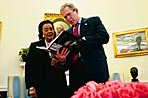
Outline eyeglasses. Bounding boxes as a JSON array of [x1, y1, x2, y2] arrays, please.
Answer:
[[64, 9, 76, 19]]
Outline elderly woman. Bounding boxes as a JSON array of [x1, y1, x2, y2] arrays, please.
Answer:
[[25, 20, 70, 98]]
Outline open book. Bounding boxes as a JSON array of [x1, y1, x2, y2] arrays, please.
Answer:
[[37, 30, 86, 57]]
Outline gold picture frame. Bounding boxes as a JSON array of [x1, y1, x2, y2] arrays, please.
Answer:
[[44, 13, 71, 35], [0, 21, 2, 41], [112, 27, 148, 58]]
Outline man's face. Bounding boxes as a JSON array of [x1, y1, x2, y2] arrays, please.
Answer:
[[56, 26, 63, 33], [136, 37, 142, 45], [61, 6, 79, 25]]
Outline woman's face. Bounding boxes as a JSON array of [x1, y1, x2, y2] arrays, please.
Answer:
[[42, 23, 54, 42]]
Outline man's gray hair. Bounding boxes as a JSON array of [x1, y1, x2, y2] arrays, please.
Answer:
[[60, 3, 76, 14]]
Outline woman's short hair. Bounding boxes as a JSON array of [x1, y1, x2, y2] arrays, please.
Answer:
[[38, 20, 56, 40]]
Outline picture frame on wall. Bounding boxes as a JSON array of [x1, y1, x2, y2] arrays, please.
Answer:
[[0, 21, 2, 41], [112, 27, 148, 58], [44, 13, 71, 35]]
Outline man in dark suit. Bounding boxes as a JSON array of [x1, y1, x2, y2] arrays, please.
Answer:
[[60, 3, 110, 97], [25, 20, 70, 98]]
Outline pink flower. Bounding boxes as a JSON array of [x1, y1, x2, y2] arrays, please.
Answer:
[[96, 87, 115, 98], [71, 81, 98, 98], [105, 80, 122, 89], [116, 84, 138, 98], [71, 81, 148, 98], [129, 82, 148, 97]]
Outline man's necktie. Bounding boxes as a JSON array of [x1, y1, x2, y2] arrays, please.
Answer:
[[72, 23, 79, 63], [73, 23, 78, 37]]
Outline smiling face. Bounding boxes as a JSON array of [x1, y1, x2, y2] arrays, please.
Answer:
[[42, 23, 54, 43]]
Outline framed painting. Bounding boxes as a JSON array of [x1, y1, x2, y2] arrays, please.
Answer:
[[44, 13, 71, 35], [112, 27, 148, 58]]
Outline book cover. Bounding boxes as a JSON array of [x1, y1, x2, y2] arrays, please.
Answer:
[[48, 30, 86, 57]]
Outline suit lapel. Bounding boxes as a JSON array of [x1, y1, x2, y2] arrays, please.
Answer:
[[80, 18, 88, 37], [38, 39, 46, 47], [36, 40, 50, 57], [67, 18, 88, 37], [67, 27, 73, 34]]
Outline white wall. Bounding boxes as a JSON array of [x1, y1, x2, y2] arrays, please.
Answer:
[[0, 0, 148, 87]]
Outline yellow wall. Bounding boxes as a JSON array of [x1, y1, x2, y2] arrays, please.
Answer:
[[0, 0, 148, 87]]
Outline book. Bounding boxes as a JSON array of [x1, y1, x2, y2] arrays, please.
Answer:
[[48, 30, 86, 57]]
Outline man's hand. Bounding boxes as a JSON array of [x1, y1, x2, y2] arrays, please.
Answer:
[[55, 47, 70, 62]]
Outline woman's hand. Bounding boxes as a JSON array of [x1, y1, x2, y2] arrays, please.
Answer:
[[28, 87, 38, 98]]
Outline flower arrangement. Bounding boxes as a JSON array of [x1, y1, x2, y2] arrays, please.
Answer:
[[71, 80, 148, 98], [18, 48, 29, 62]]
